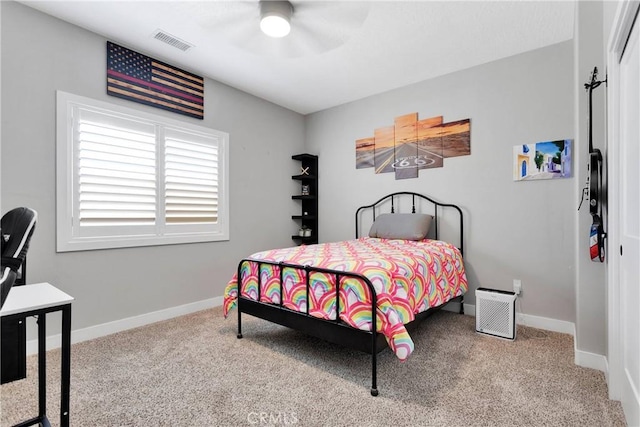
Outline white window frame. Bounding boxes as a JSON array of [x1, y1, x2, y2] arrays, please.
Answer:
[[56, 91, 229, 252]]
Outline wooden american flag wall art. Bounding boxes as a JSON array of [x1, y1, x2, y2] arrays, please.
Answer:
[[106, 41, 204, 119]]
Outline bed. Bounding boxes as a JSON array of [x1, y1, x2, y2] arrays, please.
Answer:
[[223, 192, 467, 396]]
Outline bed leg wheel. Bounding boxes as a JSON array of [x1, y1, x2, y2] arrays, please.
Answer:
[[237, 333, 243, 339], [371, 388, 379, 397]]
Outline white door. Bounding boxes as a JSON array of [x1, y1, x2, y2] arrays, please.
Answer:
[[618, 11, 640, 426]]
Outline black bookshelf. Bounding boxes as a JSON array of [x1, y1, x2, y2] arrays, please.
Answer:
[[291, 154, 318, 245]]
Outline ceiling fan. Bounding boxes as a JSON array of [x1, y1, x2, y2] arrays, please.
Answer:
[[197, 1, 371, 58]]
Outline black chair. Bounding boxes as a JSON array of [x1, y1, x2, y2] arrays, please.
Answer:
[[1, 207, 37, 309]]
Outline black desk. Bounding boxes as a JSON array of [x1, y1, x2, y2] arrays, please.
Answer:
[[0, 283, 73, 427]]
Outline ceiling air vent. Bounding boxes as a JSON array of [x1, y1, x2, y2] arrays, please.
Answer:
[[152, 30, 193, 52]]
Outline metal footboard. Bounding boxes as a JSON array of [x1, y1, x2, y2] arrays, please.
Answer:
[[236, 258, 381, 396]]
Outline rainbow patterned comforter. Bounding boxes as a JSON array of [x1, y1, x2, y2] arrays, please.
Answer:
[[223, 237, 467, 361]]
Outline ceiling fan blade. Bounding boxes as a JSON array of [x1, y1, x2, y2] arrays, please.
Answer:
[[196, 1, 370, 58], [194, 1, 259, 37], [286, 1, 371, 56]]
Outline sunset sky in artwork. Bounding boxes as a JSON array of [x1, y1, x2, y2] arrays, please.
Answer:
[[417, 116, 443, 138], [394, 113, 418, 144], [374, 126, 395, 149], [356, 112, 471, 178]]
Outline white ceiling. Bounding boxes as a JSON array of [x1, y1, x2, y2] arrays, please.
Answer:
[[21, 1, 576, 115]]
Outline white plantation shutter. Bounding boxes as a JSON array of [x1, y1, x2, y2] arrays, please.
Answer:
[[164, 128, 219, 224], [57, 91, 229, 252], [77, 110, 157, 227]]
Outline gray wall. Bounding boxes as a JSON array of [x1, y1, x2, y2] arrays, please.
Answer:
[[573, 0, 615, 357], [305, 41, 576, 322], [1, 0, 615, 360], [1, 1, 305, 331]]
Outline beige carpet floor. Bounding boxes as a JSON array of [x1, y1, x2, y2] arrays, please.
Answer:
[[0, 306, 627, 426]]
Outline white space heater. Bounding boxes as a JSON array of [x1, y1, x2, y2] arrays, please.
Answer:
[[475, 288, 517, 340]]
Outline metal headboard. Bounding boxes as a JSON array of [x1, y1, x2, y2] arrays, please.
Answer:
[[355, 192, 464, 256]]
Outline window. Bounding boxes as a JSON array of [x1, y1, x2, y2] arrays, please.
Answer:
[[56, 91, 229, 252]]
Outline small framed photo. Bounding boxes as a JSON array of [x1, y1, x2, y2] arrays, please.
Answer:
[[301, 185, 310, 196]]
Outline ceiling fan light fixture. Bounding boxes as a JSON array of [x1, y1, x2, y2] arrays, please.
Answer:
[[260, 1, 293, 38]]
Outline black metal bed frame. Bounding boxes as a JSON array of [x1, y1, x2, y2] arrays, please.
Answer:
[[236, 192, 464, 396], [355, 191, 464, 257]]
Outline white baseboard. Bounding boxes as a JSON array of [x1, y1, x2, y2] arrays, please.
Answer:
[[461, 303, 575, 334], [26, 295, 607, 377], [515, 311, 575, 335], [26, 296, 223, 355], [574, 328, 610, 375], [463, 302, 606, 374]]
